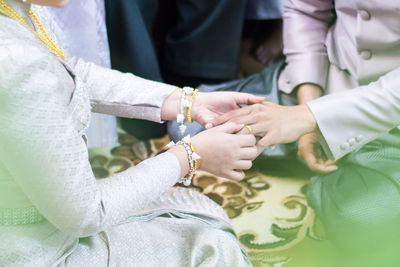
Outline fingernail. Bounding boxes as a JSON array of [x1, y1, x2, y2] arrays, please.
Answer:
[[205, 123, 213, 129]]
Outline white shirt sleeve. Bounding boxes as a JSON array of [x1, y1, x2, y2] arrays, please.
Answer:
[[307, 67, 400, 160]]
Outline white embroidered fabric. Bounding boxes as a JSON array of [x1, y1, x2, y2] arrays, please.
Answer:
[[0, 1, 250, 266], [42, 0, 118, 148]]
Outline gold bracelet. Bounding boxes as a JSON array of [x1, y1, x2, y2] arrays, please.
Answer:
[[187, 89, 199, 124], [189, 143, 199, 175], [165, 135, 201, 186]]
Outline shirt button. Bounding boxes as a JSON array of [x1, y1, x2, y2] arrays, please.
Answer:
[[356, 135, 364, 142], [360, 50, 372, 60], [340, 143, 350, 151], [359, 10, 371, 21], [348, 138, 356, 146]]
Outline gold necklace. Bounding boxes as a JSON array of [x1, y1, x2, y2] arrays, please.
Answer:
[[0, 0, 66, 60]]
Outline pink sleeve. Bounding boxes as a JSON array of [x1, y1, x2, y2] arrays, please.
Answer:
[[279, 0, 335, 94]]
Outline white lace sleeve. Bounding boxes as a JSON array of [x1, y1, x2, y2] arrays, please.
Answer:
[[68, 57, 178, 122], [0, 43, 180, 238]]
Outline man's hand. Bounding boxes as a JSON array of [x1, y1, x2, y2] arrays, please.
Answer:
[[212, 102, 317, 149], [298, 133, 338, 173]]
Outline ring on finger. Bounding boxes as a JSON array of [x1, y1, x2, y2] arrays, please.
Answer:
[[244, 125, 254, 135]]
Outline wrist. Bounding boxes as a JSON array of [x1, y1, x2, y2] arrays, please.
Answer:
[[297, 83, 322, 105], [161, 88, 181, 121], [167, 135, 201, 185], [190, 136, 203, 170], [299, 104, 317, 134], [168, 144, 190, 178]]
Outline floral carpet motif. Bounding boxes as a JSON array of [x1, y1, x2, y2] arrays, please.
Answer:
[[89, 133, 335, 267]]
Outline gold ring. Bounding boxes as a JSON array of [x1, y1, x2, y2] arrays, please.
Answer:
[[244, 125, 253, 135]]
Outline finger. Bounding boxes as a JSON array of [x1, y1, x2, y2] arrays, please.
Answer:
[[256, 46, 263, 58], [320, 164, 338, 173], [256, 47, 268, 64], [319, 160, 339, 172], [310, 163, 338, 173], [233, 92, 265, 105], [259, 53, 268, 65], [302, 151, 337, 173], [315, 157, 337, 168], [255, 142, 264, 155], [237, 128, 249, 135], [238, 147, 259, 160], [262, 51, 272, 65], [236, 134, 257, 147], [217, 122, 244, 134], [241, 116, 259, 126], [323, 160, 337, 166], [242, 123, 268, 137], [221, 115, 258, 128], [211, 107, 252, 127], [258, 134, 274, 149], [234, 160, 253, 170], [226, 170, 245, 181], [302, 150, 318, 169], [261, 48, 271, 64]]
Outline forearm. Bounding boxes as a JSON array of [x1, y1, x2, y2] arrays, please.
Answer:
[[97, 152, 181, 225], [297, 83, 322, 104], [161, 88, 182, 121], [68, 57, 178, 122]]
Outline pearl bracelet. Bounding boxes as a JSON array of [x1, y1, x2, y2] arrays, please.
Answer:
[[166, 135, 200, 186], [177, 87, 194, 136]]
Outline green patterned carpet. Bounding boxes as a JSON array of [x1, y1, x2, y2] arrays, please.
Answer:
[[89, 133, 337, 267]]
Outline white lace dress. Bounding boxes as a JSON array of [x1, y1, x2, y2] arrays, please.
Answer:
[[0, 1, 250, 266]]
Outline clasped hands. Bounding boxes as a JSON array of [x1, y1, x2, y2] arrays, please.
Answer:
[[193, 91, 339, 175], [209, 101, 338, 174], [164, 88, 337, 183]]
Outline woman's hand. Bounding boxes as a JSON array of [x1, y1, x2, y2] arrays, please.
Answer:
[[212, 102, 317, 150], [298, 133, 338, 173], [191, 91, 264, 127], [170, 122, 258, 181], [161, 89, 264, 123], [191, 122, 258, 181]]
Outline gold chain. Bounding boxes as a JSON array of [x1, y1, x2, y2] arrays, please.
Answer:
[[0, 0, 66, 60]]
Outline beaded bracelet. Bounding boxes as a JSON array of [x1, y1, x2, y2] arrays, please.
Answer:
[[166, 135, 200, 186], [177, 87, 194, 136], [187, 89, 199, 124]]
